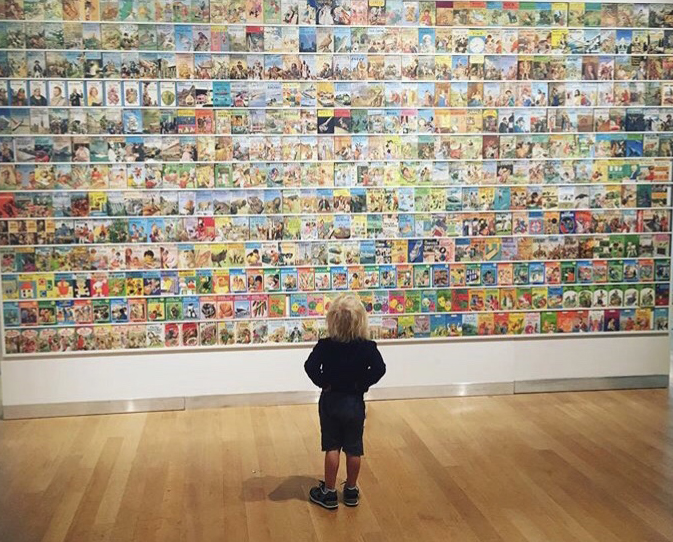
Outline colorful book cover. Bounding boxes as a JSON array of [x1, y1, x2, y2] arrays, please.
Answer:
[[421, 290, 437, 313], [604, 310, 621, 332], [73, 300, 93, 325], [389, 291, 405, 314], [268, 294, 286, 318], [373, 291, 389, 315], [35, 275, 55, 299], [147, 298, 166, 322], [166, 298, 184, 321], [182, 322, 199, 346], [290, 294, 308, 318], [413, 315, 431, 338], [397, 315, 415, 339], [3, 302, 19, 328], [508, 313, 525, 335], [404, 291, 421, 314], [452, 289, 469, 312], [128, 298, 147, 322], [307, 294, 324, 317], [462, 314, 478, 336], [330, 267, 347, 290], [56, 300, 75, 325], [182, 296, 200, 320], [92, 299, 110, 324]]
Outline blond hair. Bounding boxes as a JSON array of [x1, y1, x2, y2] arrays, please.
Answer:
[[326, 293, 369, 342]]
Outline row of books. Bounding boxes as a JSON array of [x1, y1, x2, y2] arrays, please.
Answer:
[[6, 24, 673, 56], [5, 258, 668, 299], [4, 284, 668, 326], [4, 283, 669, 328], [7, 133, 673, 164], [2, 159, 669, 190], [1, 210, 670, 248], [8, 77, 673, 111], [3, 185, 668, 218], [2, 235, 669, 273], [11, 106, 673, 138], [5, 307, 670, 356], [7, 50, 673, 85], [3, 0, 671, 29]]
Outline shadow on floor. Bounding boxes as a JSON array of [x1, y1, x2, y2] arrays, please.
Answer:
[[240, 475, 317, 503]]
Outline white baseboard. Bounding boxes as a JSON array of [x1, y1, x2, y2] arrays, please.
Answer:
[[2, 375, 668, 420], [514, 375, 669, 393]]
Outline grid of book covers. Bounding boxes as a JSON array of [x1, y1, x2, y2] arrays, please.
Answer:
[[0, 1, 672, 354]]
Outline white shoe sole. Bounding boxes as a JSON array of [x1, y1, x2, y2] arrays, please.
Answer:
[[309, 494, 338, 509]]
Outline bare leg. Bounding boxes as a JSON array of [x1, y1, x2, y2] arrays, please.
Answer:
[[345, 454, 361, 488], [324, 450, 340, 490]]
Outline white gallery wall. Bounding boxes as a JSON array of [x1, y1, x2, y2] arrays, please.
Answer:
[[1, 334, 669, 408], [1, 0, 672, 413]]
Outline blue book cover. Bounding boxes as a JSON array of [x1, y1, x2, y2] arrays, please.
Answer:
[[407, 239, 424, 263], [182, 296, 200, 319], [128, 218, 148, 243], [379, 265, 397, 289], [430, 314, 447, 337], [110, 299, 128, 323], [56, 300, 75, 325], [234, 297, 251, 319], [3, 302, 19, 327], [399, 214, 415, 238], [229, 269, 247, 293], [481, 263, 498, 286], [421, 290, 437, 313], [281, 268, 299, 291], [494, 187, 511, 210], [446, 314, 463, 336], [143, 271, 162, 296], [360, 240, 376, 265], [560, 211, 576, 234], [290, 293, 309, 318], [330, 266, 348, 290], [213, 82, 232, 107], [529, 262, 545, 284], [431, 264, 449, 287]]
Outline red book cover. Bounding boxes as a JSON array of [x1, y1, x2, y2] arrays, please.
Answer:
[[165, 323, 180, 347], [494, 312, 509, 335], [451, 289, 469, 312], [181, 322, 198, 347]]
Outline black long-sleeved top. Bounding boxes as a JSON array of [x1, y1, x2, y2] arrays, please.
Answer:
[[304, 338, 386, 393]]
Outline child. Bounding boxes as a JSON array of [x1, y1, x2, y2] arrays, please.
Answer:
[[304, 293, 386, 509]]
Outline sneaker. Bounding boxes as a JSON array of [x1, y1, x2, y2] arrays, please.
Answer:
[[309, 481, 338, 510], [343, 485, 360, 507]]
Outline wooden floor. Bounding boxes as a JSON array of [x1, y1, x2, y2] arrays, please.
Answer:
[[1, 390, 673, 542]]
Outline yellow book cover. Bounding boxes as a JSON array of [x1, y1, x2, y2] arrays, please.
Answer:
[[508, 312, 525, 335], [88, 191, 108, 215]]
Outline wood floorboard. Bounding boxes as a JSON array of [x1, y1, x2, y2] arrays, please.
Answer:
[[1, 390, 673, 542]]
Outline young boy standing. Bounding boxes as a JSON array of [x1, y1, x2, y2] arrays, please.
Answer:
[[304, 294, 386, 509]]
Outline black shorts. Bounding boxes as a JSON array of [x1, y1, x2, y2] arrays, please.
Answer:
[[319, 391, 366, 457]]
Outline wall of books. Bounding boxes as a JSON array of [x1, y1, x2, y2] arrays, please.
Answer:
[[0, 0, 672, 355]]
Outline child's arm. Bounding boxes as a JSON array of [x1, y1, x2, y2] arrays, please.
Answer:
[[363, 343, 386, 390], [304, 341, 326, 388]]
